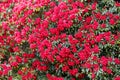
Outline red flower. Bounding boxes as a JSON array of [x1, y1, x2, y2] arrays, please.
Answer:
[[18, 70, 23, 75], [78, 16, 82, 21], [85, 16, 92, 24], [69, 68, 78, 76], [0, 70, 2, 76], [51, 14, 58, 22], [84, 62, 91, 69], [114, 76, 120, 80], [2, 22, 9, 30], [92, 73, 95, 79], [78, 2, 84, 8], [110, 19, 116, 25], [100, 56, 108, 66], [92, 45, 99, 53], [13, 47, 19, 52], [101, 23, 106, 28], [68, 60, 75, 66], [95, 34, 102, 43], [100, 15, 106, 20], [8, 76, 13, 80], [75, 32, 82, 39], [106, 68, 112, 74], [30, 43, 36, 49], [102, 66, 107, 72], [78, 51, 87, 60], [69, 14, 76, 20], [71, 45, 77, 53], [16, 56, 22, 63], [92, 21, 98, 30], [35, 18, 41, 24], [91, 3, 97, 10], [11, 62, 18, 67], [68, 0, 73, 3], [114, 58, 120, 65], [115, 2, 120, 7], [50, 2, 56, 7], [41, 66, 48, 71], [62, 65, 69, 72]]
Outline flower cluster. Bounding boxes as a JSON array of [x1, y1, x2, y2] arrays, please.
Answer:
[[0, 0, 120, 80]]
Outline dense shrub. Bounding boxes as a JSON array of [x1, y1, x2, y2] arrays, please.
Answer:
[[0, 0, 120, 80]]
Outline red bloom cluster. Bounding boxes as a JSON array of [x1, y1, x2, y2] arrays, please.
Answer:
[[0, 0, 120, 80]]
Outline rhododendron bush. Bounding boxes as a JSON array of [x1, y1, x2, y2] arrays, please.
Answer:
[[0, 0, 120, 80]]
